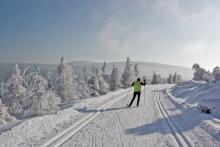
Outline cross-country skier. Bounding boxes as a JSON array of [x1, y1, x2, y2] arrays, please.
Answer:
[[127, 78, 146, 107]]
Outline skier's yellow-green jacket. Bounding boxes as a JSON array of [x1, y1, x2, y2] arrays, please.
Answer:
[[132, 79, 146, 92]]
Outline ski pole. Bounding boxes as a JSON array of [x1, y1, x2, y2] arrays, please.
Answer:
[[144, 85, 146, 105], [143, 79, 146, 105]]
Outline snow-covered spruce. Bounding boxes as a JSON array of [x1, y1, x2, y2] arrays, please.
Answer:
[[167, 72, 182, 84], [8, 65, 27, 116], [134, 63, 140, 78], [192, 63, 212, 82], [167, 73, 173, 84], [212, 67, 220, 82], [101, 61, 107, 74], [151, 72, 162, 84], [75, 67, 99, 99], [56, 57, 76, 101], [0, 99, 14, 124], [0, 83, 4, 100], [96, 68, 109, 95], [121, 57, 135, 88], [109, 66, 120, 91], [89, 75, 99, 93], [23, 74, 60, 117]]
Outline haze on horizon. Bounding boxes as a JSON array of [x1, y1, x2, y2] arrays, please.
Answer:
[[1, 0, 220, 70]]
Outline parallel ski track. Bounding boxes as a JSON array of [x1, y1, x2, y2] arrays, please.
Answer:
[[40, 91, 131, 147], [155, 90, 192, 147]]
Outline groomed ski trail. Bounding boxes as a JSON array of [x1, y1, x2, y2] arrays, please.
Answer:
[[41, 85, 219, 147], [40, 91, 132, 147], [155, 90, 192, 147]]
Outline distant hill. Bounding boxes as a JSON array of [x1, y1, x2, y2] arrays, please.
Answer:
[[69, 61, 193, 80], [0, 61, 193, 81]]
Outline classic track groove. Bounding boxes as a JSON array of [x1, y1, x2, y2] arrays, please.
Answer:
[[155, 91, 192, 147]]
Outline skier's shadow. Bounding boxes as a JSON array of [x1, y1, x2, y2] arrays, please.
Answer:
[[75, 106, 130, 113]]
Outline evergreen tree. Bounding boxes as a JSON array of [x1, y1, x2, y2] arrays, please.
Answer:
[[90, 75, 99, 91], [157, 74, 163, 84], [110, 66, 120, 91], [212, 67, 220, 82], [8, 65, 26, 116], [151, 72, 157, 85], [167, 73, 173, 84], [192, 63, 206, 81], [96, 68, 109, 95], [177, 74, 183, 83], [173, 72, 178, 84], [101, 62, 107, 74], [0, 83, 4, 100], [24, 74, 60, 117], [56, 57, 75, 101], [0, 99, 14, 124], [121, 57, 135, 88], [134, 63, 140, 78]]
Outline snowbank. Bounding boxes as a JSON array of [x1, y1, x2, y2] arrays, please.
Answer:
[[168, 80, 220, 119]]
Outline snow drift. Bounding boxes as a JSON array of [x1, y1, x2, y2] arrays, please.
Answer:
[[169, 80, 220, 119]]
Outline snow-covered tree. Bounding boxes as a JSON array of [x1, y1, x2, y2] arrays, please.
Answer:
[[89, 75, 99, 91], [173, 72, 178, 84], [204, 70, 212, 82], [192, 63, 206, 81], [101, 62, 107, 74], [24, 74, 60, 117], [192, 63, 212, 82], [0, 99, 14, 124], [56, 57, 75, 101], [167, 73, 173, 84], [134, 63, 140, 78], [109, 66, 120, 91], [151, 72, 163, 84], [8, 65, 27, 116], [98, 77, 108, 95], [212, 67, 220, 82], [121, 57, 135, 88], [177, 74, 182, 83], [0, 83, 4, 100], [96, 68, 109, 95], [75, 67, 98, 99], [157, 74, 163, 84], [47, 71, 53, 90], [151, 72, 157, 85]]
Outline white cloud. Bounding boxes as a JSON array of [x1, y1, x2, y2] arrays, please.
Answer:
[[151, 0, 217, 21]]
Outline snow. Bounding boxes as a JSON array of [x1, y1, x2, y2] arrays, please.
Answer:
[[169, 80, 220, 119], [0, 78, 219, 146], [0, 89, 129, 147], [60, 84, 219, 147]]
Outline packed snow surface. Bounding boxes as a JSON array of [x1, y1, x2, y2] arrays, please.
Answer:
[[0, 84, 219, 147]]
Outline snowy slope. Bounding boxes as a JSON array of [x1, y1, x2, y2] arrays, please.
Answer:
[[0, 61, 193, 82], [69, 61, 193, 80], [169, 80, 220, 119]]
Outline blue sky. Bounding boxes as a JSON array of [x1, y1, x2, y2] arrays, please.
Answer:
[[1, 0, 220, 69]]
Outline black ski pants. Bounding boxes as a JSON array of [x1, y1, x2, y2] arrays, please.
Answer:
[[128, 91, 141, 107]]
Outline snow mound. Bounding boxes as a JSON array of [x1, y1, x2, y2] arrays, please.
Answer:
[[169, 80, 220, 119]]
